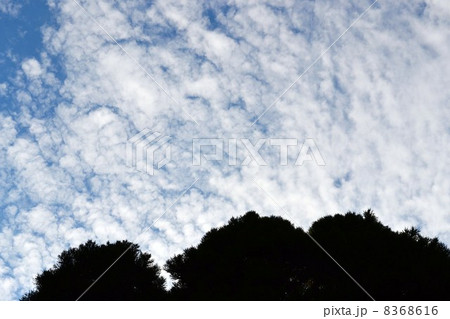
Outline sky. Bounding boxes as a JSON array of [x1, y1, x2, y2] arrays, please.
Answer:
[[0, 0, 449, 300]]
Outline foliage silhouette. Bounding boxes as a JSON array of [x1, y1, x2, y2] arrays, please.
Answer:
[[21, 240, 166, 301], [165, 211, 317, 300], [308, 210, 450, 300], [21, 210, 450, 301], [165, 210, 450, 300]]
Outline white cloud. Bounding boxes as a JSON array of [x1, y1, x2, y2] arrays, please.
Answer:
[[21, 59, 43, 79], [0, 0, 21, 16], [0, 83, 7, 96]]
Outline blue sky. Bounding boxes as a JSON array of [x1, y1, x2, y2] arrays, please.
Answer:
[[0, 1, 49, 76], [0, 0, 449, 300]]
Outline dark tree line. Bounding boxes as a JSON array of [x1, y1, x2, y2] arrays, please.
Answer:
[[21, 240, 166, 301], [21, 210, 450, 301]]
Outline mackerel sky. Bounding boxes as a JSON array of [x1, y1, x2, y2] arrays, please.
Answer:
[[0, 0, 449, 300]]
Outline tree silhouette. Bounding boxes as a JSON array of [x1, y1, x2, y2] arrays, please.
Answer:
[[164, 211, 319, 300], [21, 240, 166, 301], [165, 210, 450, 300], [308, 210, 450, 300], [21, 210, 450, 300]]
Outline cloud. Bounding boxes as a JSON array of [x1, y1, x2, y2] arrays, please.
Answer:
[[21, 59, 43, 79], [0, 83, 7, 96], [0, 0, 449, 299], [0, 0, 21, 17]]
